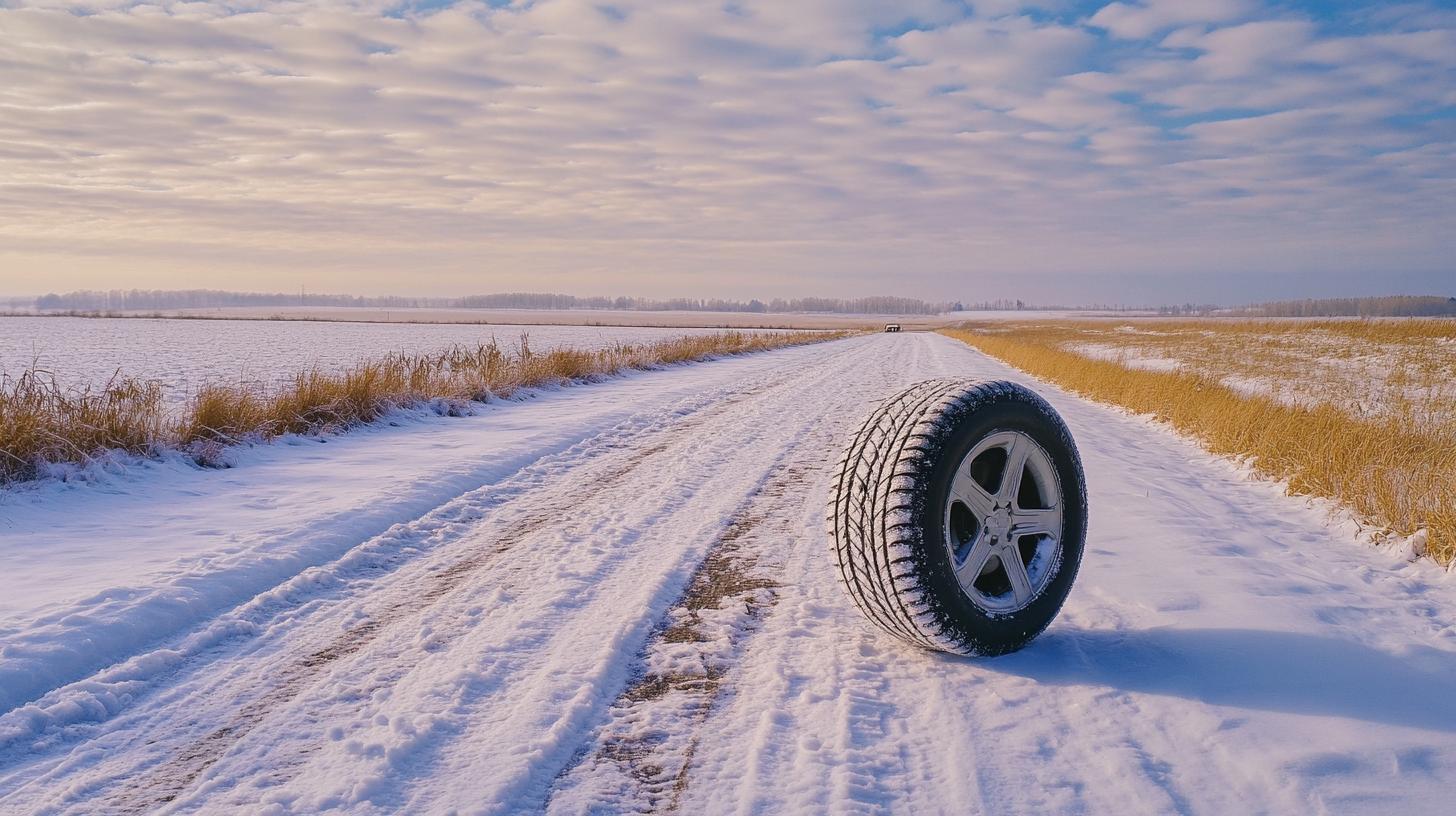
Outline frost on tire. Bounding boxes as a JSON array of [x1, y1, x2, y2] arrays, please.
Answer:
[[828, 379, 1087, 656]]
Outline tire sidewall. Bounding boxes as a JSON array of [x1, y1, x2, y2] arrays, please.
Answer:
[[916, 394, 1087, 655]]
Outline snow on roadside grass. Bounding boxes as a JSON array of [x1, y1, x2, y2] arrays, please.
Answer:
[[1063, 342, 1182, 373], [0, 329, 850, 485]]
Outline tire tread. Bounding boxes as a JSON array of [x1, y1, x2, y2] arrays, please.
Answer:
[[827, 378, 1083, 655]]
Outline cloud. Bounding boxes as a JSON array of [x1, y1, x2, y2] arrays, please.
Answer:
[[0, 0, 1451, 303], [1089, 0, 1255, 40]]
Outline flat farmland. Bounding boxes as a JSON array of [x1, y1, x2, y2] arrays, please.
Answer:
[[3, 331, 1454, 814], [0, 315, 804, 406]]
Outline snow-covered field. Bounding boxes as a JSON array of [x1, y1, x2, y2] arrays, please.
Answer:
[[2, 332, 1454, 814], [0, 316, 775, 406], [134, 306, 939, 331], [1063, 342, 1183, 373], [1058, 323, 1456, 422]]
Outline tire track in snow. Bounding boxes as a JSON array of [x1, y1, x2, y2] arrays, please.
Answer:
[[543, 349, 912, 813], [98, 353, 856, 814], [107, 446, 678, 813], [6, 339, 874, 813], [543, 456, 818, 813], [384, 340, 901, 815]]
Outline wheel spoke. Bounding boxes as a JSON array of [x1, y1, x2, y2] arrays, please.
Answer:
[[942, 427, 1067, 614], [999, 435, 1031, 502], [1002, 546, 1035, 604], [1010, 506, 1062, 539], [954, 533, 995, 588], [950, 470, 996, 519]]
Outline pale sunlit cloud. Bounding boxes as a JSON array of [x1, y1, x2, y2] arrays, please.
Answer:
[[0, 0, 1451, 302]]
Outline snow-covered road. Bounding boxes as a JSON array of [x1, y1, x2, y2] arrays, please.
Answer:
[[2, 332, 1454, 815]]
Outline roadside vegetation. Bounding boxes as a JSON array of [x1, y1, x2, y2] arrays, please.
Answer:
[[0, 330, 848, 485], [943, 320, 1456, 563]]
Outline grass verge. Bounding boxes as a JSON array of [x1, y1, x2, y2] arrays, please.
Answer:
[[941, 324, 1455, 564], [1, 330, 850, 485]]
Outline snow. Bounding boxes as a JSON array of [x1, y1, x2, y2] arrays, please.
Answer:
[[0, 315, 782, 406], [1065, 341, 1183, 372], [1221, 373, 1305, 407], [1, 332, 1454, 814]]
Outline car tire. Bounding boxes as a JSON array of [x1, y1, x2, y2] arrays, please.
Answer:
[[828, 378, 1087, 656]]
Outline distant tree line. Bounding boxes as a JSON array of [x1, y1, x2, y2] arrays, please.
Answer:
[[34, 289, 962, 315], [1231, 295, 1456, 318], [1156, 303, 1221, 316], [458, 292, 962, 314], [956, 299, 1220, 313], [33, 289, 438, 311], [959, 298, 1029, 311]]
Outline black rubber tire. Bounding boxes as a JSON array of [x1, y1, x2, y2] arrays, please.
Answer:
[[827, 379, 1087, 656]]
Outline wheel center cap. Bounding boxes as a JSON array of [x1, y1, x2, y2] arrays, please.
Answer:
[[990, 507, 1013, 539], [987, 506, 1013, 541]]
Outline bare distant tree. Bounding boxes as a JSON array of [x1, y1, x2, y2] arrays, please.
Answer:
[[35, 289, 961, 315], [1228, 296, 1456, 317]]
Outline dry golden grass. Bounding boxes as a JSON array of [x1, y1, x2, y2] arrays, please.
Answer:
[[2, 330, 848, 484], [995, 318, 1456, 434], [943, 321, 1456, 564], [0, 370, 167, 480]]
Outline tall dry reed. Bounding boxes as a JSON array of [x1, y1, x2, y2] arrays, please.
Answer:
[[1, 369, 168, 481]]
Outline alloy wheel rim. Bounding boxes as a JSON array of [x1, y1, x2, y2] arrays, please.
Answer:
[[943, 429, 1064, 614]]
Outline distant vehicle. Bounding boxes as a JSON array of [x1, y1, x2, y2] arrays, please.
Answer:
[[884, 324, 901, 333]]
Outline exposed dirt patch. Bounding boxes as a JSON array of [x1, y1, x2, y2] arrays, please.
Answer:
[[657, 536, 780, 644], [549, 457, 826, 813]]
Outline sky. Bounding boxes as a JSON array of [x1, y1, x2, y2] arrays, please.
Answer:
[[0, 0, 1452, 305]]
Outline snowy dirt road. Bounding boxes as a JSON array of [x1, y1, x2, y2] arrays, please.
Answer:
[[2, 332, 1454, 815]]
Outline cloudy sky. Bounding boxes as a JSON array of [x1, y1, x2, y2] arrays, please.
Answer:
[[0, 0, 1451, 304]]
